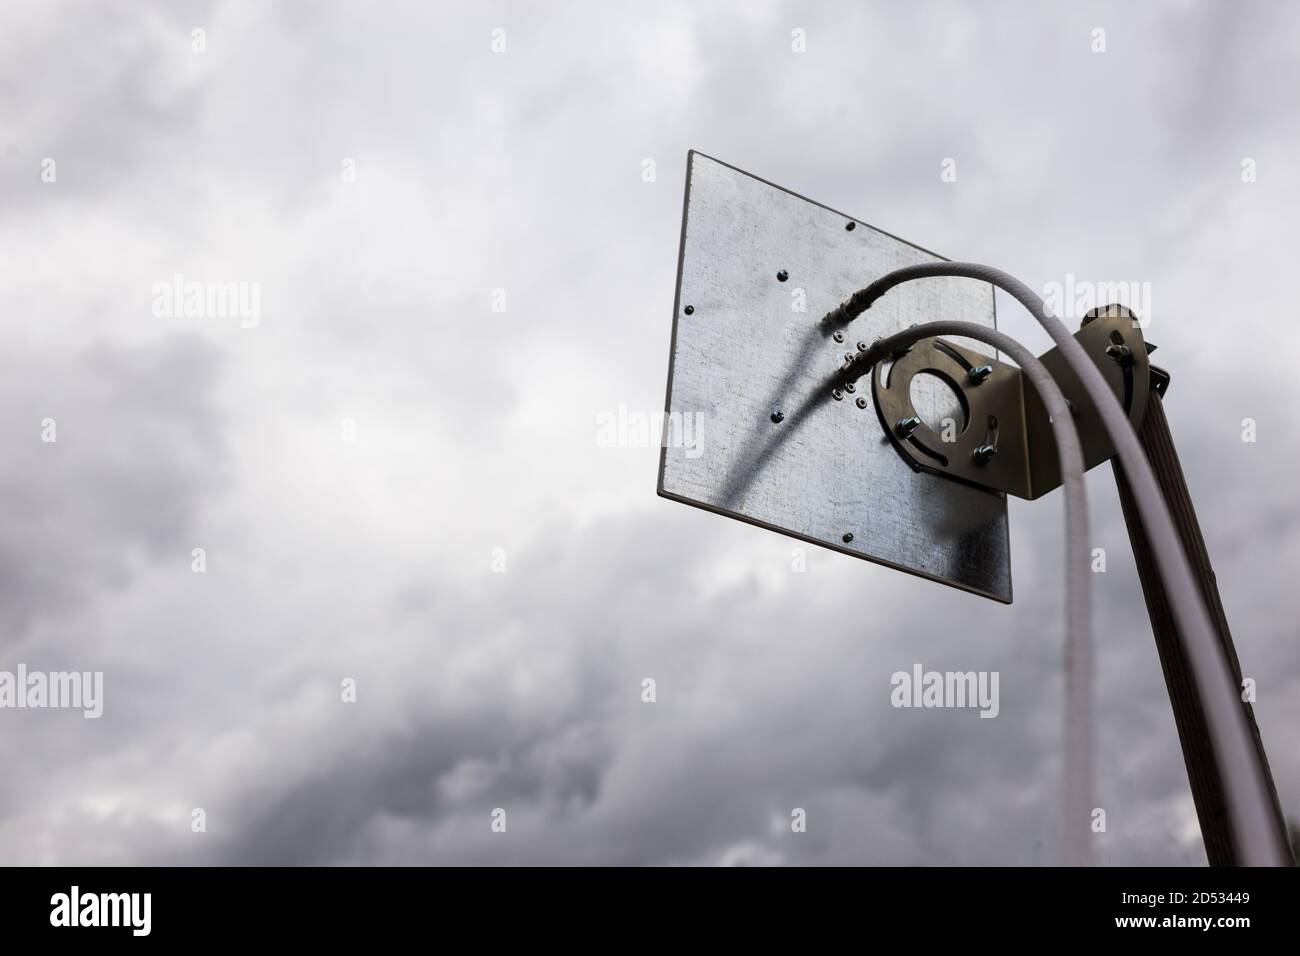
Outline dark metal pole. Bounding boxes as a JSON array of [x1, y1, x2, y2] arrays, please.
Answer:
[[1112, 385, 1293, 866]]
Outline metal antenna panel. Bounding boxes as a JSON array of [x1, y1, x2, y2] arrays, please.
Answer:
[[658, 152, 1011, 602]]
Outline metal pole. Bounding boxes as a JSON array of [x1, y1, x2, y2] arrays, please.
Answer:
[[1112, 387, 1293, 865]]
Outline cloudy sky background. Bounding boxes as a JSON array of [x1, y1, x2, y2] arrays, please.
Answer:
[[1, 0, 1297, 865]]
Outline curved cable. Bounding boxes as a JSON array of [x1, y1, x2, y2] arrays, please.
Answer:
[[845, 319, 1093, 866], [835, 261, 1290, 865]]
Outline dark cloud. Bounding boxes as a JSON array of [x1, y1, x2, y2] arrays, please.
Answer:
[[0, 335, 226, 642]]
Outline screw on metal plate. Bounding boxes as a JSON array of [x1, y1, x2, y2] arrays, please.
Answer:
[[845, 221, 856, 231], [684, 305, 694, 315], [776, 270, 789, 282], [842, 532, 854, 543], [844, 381, 855, 393], [1106, 341, 1133, 367], [833, 331, 844, 343], [972, 416, 1000, 465], [857, 341, 868, 351], [856, 396, 868, 409], [832, 388, 844, 401], [895, 416, 921, 439], [770, 410, 784, 423], [968, 364, 993, 385]]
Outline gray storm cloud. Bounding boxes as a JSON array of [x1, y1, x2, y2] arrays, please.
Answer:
[[0, 0, 1297, 866]]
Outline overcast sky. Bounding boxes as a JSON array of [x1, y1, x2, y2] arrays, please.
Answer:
[[1, 0, 1297, 865]]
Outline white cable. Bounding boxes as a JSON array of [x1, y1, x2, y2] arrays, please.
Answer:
[[846, 320, 1093, 866], [835, 262, 1290, 865]]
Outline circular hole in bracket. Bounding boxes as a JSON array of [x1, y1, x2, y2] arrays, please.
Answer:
[[908, 370, 969, 437]]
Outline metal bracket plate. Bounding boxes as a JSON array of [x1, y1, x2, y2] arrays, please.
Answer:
[[871, 307, 1152, 499]]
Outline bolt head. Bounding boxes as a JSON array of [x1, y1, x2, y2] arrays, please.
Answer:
[[855, 396, 868, 409], [895, 416, 921, 438], [770, 410, 784, 423], [842, 532, 854, 543], [683, 305, 694, 315], [845, 222, 856, 231], [833, 331, 844, 343], [832, 388, 844, 401], [844, 381, 855, 393], [776, 270, 789, 282]]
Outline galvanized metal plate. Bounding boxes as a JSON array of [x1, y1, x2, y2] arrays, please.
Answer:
[[657, 152, 1012, 602]]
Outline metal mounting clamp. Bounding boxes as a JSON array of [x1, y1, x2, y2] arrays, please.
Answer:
[[870, 305, 1159, 500]]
